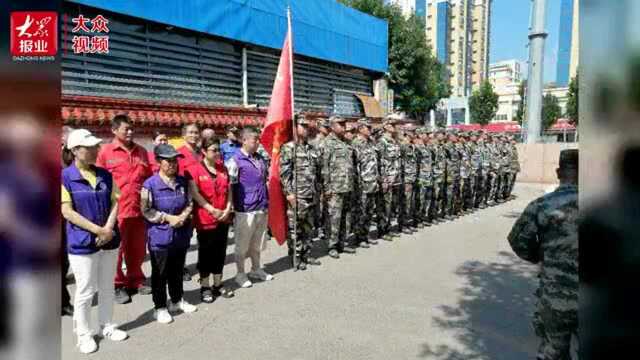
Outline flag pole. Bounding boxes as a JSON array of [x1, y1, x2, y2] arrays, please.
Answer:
[[287, 6, 299, 269]]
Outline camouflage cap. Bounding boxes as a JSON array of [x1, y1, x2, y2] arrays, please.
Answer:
[[356, 118, 371, 129], [559, 149, 579, 170], [329, 115, 347, 124], [317, 117, 331, 128]]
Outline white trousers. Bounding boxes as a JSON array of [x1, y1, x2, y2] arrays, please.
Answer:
[[234, 210, 267, 274], [68, 249, 118, 337]]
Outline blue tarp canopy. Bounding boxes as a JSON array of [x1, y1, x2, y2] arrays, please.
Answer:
[[68, 0, 389, 73]]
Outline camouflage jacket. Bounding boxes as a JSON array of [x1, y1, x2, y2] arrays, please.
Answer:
[[279, 141, 318, 199], [308, 135, 325, 192], [432, 144, 447, 182], [456, 142, 471, 178], [498, 143, 511, 172], [444, 142, 461, 180], [321, 133, 354, 194], [377, 134, 402, 186], [416, 144, 433, 186], [352, 136, 379, 194], [401, 142, 418, 184], [487, 143, 501, 172], [468, 142, 482, 172], [509, 143, 521, 172], [508, 184, 578, 315]]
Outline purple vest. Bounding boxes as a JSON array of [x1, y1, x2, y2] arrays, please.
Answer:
[[62, 164, 120, 255], [232, 151, 268, 212], [143, 174, 192, 251]]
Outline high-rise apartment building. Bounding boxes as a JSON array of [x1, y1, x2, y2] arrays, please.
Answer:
[[556, 0, 579, 86]]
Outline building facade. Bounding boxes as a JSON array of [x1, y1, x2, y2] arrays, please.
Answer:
[[556, 0, 579, 86], [61, 0, 389, 140]]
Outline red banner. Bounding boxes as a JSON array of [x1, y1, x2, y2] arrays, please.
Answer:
[[259, 20, 293, 246]]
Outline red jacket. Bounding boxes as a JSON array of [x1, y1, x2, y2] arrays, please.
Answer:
[[185, 160, 231, 230], [177, 145, 201, 178]]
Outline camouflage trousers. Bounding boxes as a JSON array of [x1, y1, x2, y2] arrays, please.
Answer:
[[474, 173, 486, 207], [497, 171, 511, 200], [346, 190, 359, 238], [399, 182, 417, 228], [378, 184, 402, 234], [416, 183, 433, 223], [431, 180, 445, 220], [507, 172, 518, 196], [324, 193, 349, 250], [354, 192, 377, 242], [314, 192, 324, 237], [533, 302, 578, 360], [445, 177, 461, 216], [286, 197, 314, 258], [486, 171, 500, 203], [456, 177, 470, 213]]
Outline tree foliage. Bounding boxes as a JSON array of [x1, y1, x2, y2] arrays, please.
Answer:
[[515, 80, 527, 124], [542, 93, 561, 130], [566, 73, 578, 125], [468, 81, 499, 125], [339, 0, 449, 120]]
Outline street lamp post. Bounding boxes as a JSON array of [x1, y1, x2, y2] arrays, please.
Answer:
[[525, 0, 547, 144]]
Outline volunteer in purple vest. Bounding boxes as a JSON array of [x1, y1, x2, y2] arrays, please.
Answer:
[[227, 127, 274, 288], [61, 129, 128, 354], [141, 144, 197, 324]]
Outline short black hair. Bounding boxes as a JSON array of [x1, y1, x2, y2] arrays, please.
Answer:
[[201, 137, 221, 151], [111, 114, 131, 130]]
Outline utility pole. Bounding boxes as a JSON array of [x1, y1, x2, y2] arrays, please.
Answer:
[[525, 0, 547, 144]]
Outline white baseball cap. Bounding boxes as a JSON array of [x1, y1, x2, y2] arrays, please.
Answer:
[[66, 129, 102, 149]]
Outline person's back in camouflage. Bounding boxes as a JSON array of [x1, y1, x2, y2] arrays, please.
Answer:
[[508, 149, 579, 360]]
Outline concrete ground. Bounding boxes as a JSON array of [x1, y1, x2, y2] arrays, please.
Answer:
[[62, 183, 546, 360]]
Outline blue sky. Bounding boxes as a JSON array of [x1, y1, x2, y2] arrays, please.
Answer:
[[490, 0, 561, 82]]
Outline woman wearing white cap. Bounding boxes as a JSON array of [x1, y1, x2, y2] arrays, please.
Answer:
[[61, 129, 128, 354]]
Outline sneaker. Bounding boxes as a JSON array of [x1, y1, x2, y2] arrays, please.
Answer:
[[248, 269, 274, 281], [101, 324, 128, 342], [77, 334, 98, 354], [212, 285, 235, 298], [201, 287, 214, 303], [114, 287, 131, 304], [168, 299, 197, 314], [235, 273, 253, 288], [154, 308, 173, 324]]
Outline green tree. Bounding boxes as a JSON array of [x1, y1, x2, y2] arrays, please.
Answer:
[[468, 81, 499, 125], [515, 80, 527, 124], [566, 73, 578, 125], [339, 0, 449, 119], [542, 93, 562, 130]]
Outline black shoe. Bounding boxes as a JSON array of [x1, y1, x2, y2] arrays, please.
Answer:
[[341, 247, 356, 254], [212, 285, 235, 298], [201, 287, 214, 303], [359, 241, 370, 248], [305, 257, 322, 266], [115, 287, 131, 304], [62, 304, 74, 317], [183, 268, 192, 282], [135, 285, 152, 296], [296, 262, 307, 271], [424, 221, 432, 227], [328, 249, 340, 259]]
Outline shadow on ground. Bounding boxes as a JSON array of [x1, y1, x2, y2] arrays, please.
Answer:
[[420, 251, 538, 360]]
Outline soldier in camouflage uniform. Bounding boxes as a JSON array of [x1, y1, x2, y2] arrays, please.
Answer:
[[309, 118, 330, 240], [508, 149, 578, 360], [321, 116, 357, 259], [443, 131, 461, 220], [398, 125, 418, 232], [496, 134, 511, 203], [279, 115, 322, 270], [430, 130, 447, 222], [343, 121, 359, 245], [485, 134, 501, 206], [467, 131, 483, 210], [456, 133, 472, 214], [506, 135, 520, 198], [351, 118, 379, 247], [376, 119, 402, 241], [414, 128, 434, 227]]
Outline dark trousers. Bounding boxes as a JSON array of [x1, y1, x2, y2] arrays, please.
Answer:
[[61, 226, 71, 308], [150, 247, 187, 309], [197, 225, 230, 278]]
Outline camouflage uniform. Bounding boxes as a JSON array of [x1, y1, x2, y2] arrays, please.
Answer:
[[508, 151, 578, 360], [308, 133, 326, 237], [468, 138, 483, 209], [321, 131, 355, 251], [444, 140, 461, 217], [400, 137, 418, 229], [279, 140, 318, 263], [415, 136, 433, 224], [497, 139, 511, 201], [506, 141, 520, 197], [456, 140, 471, 214], [352, 129, 379, 244], [485, 138, 501, 204], [431, 141, 447, 220], [377, 132, 402, 236]]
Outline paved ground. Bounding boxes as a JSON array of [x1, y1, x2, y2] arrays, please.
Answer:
[[62, 183, 546, 360]]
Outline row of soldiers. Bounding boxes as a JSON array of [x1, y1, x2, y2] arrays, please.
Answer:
[[279, 115, 521, 270]]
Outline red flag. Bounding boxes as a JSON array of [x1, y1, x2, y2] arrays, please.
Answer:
[[260, 14, 293, 246]]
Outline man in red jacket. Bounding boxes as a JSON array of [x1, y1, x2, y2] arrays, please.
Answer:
[[96, 115, 152, 304]]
